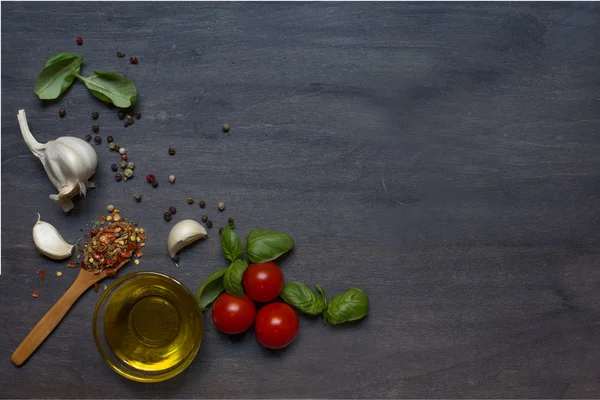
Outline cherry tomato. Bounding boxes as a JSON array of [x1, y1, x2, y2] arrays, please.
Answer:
[[255, 302, 299, 349], [211, 292, 256, 334], [242, 261, 284, 303]]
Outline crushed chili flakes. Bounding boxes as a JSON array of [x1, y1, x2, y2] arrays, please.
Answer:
[[67, 262, 76, 268], [40, 270, 46, 281], [77, 211, 146, 275], [32, 290, 39, 298], [93, 283, 99, 293]]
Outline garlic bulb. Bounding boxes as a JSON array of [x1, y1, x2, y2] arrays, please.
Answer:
[[32, 214, 74, 260], [18, 109, 98, 212], [167, 219, 207, 259]]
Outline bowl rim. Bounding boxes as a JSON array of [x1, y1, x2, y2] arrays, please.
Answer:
[[92, 270, 203, 383]]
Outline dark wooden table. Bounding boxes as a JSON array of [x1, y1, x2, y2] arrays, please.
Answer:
[[2, 2, 600, 398]]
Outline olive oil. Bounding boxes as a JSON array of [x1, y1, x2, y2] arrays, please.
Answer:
[[103, 273, 202, 372]]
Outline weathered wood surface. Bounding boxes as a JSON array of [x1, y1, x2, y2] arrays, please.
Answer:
[[1, 2, 600, 398]]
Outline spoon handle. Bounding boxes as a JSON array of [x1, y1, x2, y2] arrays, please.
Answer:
[[11, 272, 94, 366]]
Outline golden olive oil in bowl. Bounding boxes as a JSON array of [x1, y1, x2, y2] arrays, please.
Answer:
[[93, 271, 203, 382]]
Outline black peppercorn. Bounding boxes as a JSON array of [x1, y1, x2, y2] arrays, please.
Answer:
[[114, 144, 121, 151], [199, 200, 206, 208], [201, 215, 208, 222], [164, 212, 172, 221], [168, 147, 176, 155], [151, 178, 159, 187], [85, 134, 92, 142], [135, 111, 141, 119], [130, 56, 138, 64], [126, 117, 134, 126], [227, 217, 235, 228], [117, 51, 125, 58], [59, 108, 66, 117], [93, 135, 101, 144], [91, 111, 99, 120], [187, 196, 194, 205], [168, 206, 177, 214], [115, 173, 122, 182], [107, 135, 114, 143], [206, 220, 213, 228], [134, 194, 142, 202], [118, 112, 125, 120], [92, 124, 100, 133], [111, 163, 118, 172], [218, 227, 223, 235]]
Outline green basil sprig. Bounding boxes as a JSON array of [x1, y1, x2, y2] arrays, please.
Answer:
[[325, 288, 369, 325], [220, 225, 242, 262], [34, 52, 137, 108], [246, 229, 294, 263], [280, 282, 326, 316], [195, 268, 227, 311], [223, 259, 248, 297]]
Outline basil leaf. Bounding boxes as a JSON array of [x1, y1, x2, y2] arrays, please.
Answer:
[[325, 288, 369, 325], [246, 229, 294, 263], [44, 52, 77, 68], [34, 55, 83, 100], [220, 225, 242, 262], [223, 259, 248, 297], [76, 70, 137, 108], [280, 282, 326, 316], [195, 268, 227, 311]]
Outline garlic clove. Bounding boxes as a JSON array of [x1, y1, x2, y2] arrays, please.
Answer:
[[32, 214, 74, 260], [167, 219, 207, 259]]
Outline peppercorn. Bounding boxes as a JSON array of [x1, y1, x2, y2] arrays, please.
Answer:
[[187, 196, 194, 205], [117, 51, 125, 58], [146, 174, 155, 183], [218, 227, 223, 235], [120, 160, 127, 169], [164, 212, 172, 221], [222, 123, 230, 132], [168, 147, 176, 155], [169, 206, 177, 214], [130, 56, 138, 64], [107, 135, 114, 143], [92, 124, 100, 133], [127, 162, 135, 170], [135, 111, 141, 119], [201, 215, 208, 222], [119, 147, 126, 154], [199, 200, 206, 208], [109, 142, 116, 150], [114, 145, 121, 151], [218, 202, 225, 211], [228, 217, 235, 227], [118, 111, 125, 120], [111, 163, 118, 172], [121, 153, 127, 161], [94, 135, 101, 144], [169, 175, 176, 183], [134, 194, 142, 202], [115, 173, 122, 182], [126, 117, 134, 126], [91, 111, 99, 120], [206, 220, 213, 228], [76, 37, 83, 45], [107, 204, 115, 212], [85, 134, 92, 142], [59, 108, 66, 117], [124, 168, 134, 178], [151, 178, 159, 187]]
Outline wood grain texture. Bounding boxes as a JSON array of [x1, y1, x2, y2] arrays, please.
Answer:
[[1, 2, 600, 398]]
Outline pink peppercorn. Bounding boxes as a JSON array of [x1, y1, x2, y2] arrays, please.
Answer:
[[76, 37, 83, 45], [121, 154, 127, 161], [146, 174, 155, 183]]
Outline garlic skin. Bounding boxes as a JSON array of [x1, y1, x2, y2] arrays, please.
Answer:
[[167, 219, 207, 259], [18, 109, 98, 212], [32, 214, 74, 260]]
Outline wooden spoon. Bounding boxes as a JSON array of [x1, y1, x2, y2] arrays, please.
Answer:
[[11, 260, 129, 367]]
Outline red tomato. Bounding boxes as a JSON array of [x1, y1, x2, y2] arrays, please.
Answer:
[[255, 302, 299, 349], [211, 292, 256, 334], [242, 261, 284, 303]]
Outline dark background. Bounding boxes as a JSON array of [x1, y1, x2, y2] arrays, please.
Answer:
[[2, 2, 600, 398]]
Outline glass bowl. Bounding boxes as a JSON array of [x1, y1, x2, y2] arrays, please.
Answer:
[[93, 271, 203, 383]]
